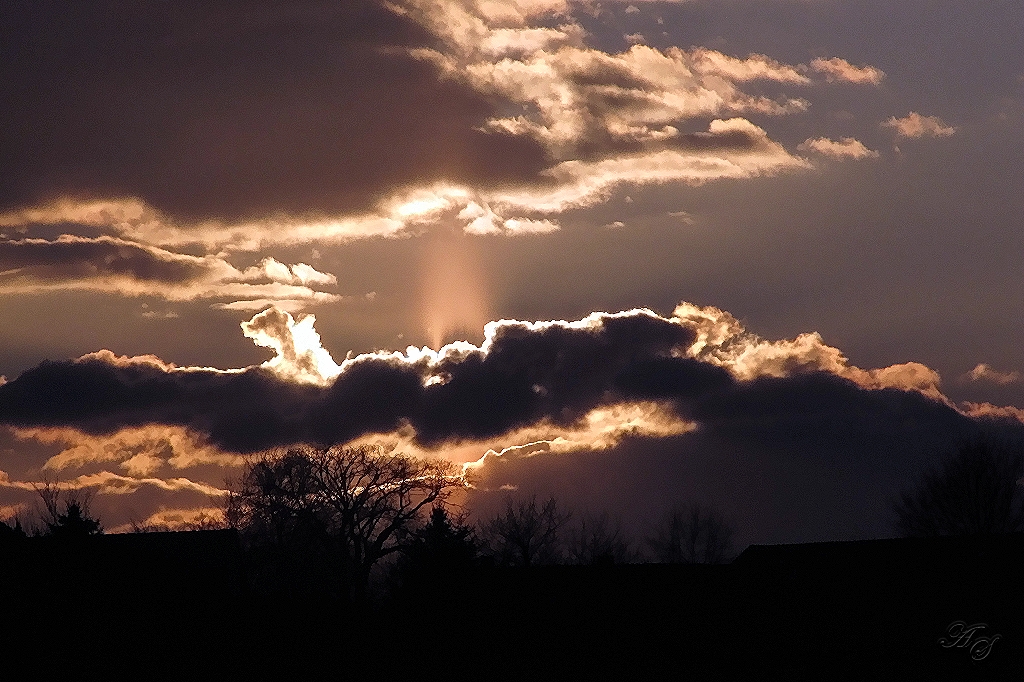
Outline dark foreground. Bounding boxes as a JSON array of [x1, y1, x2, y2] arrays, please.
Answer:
[[2, 531, 1021, 680]]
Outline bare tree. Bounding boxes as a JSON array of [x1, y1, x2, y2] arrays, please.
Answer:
[[481, 495, 571, 566], [646, 503, 734, 564], [894, 439, 1024, 536], [566, 511, 637, 565], [227, 444, 465, 599], [33, 481, 102, 538]]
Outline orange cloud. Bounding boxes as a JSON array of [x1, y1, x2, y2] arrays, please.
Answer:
[[799, 137, 879, 160], [810, 57, 885, 85], [0, 234, 341, 309], [883, 112, 957, 138], [673, 302, 946, 401], [964, 363, 1021, 385], [106, 506, 225, 533], [15, 424, 244, 474], [962, 402, 1024, 423]]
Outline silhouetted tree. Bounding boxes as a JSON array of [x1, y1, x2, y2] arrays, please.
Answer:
[[34, 482, 102, 538], [566, 511, 636, 565], [894, 439, 1024, 536], [646, 503, 734, 564], [395, 505, 478, 599], [481, 495, 570, 566], [0, 517, 27, 542], [227, 444, 464, 600]]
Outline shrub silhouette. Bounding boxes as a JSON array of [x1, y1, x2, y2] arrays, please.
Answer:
[[34, 482, 102, 538]]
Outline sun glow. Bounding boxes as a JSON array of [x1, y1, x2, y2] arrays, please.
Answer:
[[419, 231, 490, 349]]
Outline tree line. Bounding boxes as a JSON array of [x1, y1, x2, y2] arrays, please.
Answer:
[[218, 444, 742, 600], [3, 438, 1023, 602]]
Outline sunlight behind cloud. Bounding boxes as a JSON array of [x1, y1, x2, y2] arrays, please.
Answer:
[[241, 307, 342, 384], [419, 234, 491, 348]]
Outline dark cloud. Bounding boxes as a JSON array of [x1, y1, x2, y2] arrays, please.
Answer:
[[465, 377, 1014, 546], [0, 237, 206, 284], [413, 314, 706, 444], [0, 357, 318, 452], [0, 0, 549, 222], [3, 309, 1018, 472], [6, 306, 1024, 544], [309, 358, 425, 446], [0, 311, 717, 451]]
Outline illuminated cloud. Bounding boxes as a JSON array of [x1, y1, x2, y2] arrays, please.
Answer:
[[459, 400, 695, 477], [390, 0, 881, 227], [810, 57, 885, 85], [964, 363, 1021, 385], [6, 299, 1024, 539], [0, 1, 549, 224], [0, 1, 891, 246], [672, 302, 945, 401], [962, 402, 1024, 423], [0, 301, 990, 458], [0, 467, 227, 498], [798, 137, 880, 160], [690, 48, 809, 84], [0, 503, 25, 522], [0, 235, 341, 308], [106, 507, 225, 534], [462, 44, 810, 160], [15, 424, 244, 475], [241, 307, 342, 385], [487, 119, 809, 214], [459, 202, 560, 235], [0, 197, 410, 251], [883, 112, 957, 138]]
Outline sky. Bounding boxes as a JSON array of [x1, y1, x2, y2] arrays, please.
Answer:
[[2, 0, 1023, 545]]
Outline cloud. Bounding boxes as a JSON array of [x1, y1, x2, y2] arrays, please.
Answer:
[[12, 424, 243, 475], [0, 301, 1004, 459], [486, 119, 810, 215], [241, 308, 342, 385], [798, 137, 879, 160], [0, 0, 891, 246], [0, 197, 411, 252], [461, 43, 810, 161], [239, 259, 336, 287], [0, 467, 227, 498], [458, 202, 561, 235], [106, 506, 225, 534], [5, 299, 1024, 542], [964, 363, 1021, 385], [809, 57, 885, 85], [0, 503, 25, 522], [0, 1, 548, 223], [883, 112, 957, 138], [0, 235, 340, 307], [671, 303, 947, 401], [962, 402, 1024, 422]]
